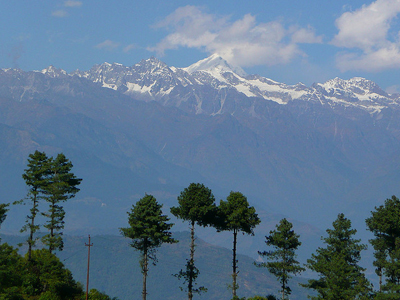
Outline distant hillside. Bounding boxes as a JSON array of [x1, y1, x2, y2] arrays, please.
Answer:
[[1, 233, 312, 300]]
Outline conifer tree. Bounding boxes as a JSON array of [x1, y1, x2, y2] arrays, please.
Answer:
[[0, 203, 9, 229], [366, 195, 400, 297], [171, 183, 217, 300], [256, 218, 304, 300], [21, 150, 50, 260], [42, 153, 81, 253], [0, 202, 9, 244], [218, 191, 260, 298], [120, 194, 176, 300], [302, 213, 372, 300]]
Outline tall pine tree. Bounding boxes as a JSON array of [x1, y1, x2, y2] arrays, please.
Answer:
[[120, 194, 176, 300], [302, 213, 372, 300], [366, 195, 400, 297], [256, 218, 304, 300], [171, 183, 217, 300], [42, 153, 81, 253], [21, 150, 50, 260], [218, 191, 260, 298]]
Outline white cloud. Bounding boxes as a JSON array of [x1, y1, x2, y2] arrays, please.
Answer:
[[291, 26, 323, 44], [123, 44, 136, 53], [52, 10, 68, 18], [150, 6, 322, 67], [386, 84, 400, 94], [332, 0, 400, 72], [95, 40, 120, 50], [64, 1, 82, 7]]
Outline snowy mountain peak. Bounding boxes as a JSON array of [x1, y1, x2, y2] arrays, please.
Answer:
[[318, 77, 388, 98], [184, 53, 247, 77], [41, 65, 67, 78]]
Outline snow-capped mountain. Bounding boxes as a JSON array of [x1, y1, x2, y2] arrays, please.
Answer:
[[65, 55, 400, 116], [2, 54, 400, 238]]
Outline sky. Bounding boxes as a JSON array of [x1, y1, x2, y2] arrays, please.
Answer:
[[2, 0, 400, 92]]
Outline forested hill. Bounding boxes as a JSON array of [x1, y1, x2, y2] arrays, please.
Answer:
[[1, 233, 311, 300]]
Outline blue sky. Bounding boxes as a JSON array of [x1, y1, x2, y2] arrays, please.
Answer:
[[2, 0, 400, 92]]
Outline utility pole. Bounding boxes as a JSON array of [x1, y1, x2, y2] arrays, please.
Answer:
[[85, 235, 93, 300]]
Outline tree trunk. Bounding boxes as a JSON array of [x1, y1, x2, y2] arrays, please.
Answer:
[[143, 248, 148, 300], [188, 220, 195, 300], [49, 201, 54, 254], [28, 193, 37, 261], [232, 229, 238, 298]]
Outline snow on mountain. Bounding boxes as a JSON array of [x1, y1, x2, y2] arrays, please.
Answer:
[[184, 53, 247, 78], [11, 54, 400, 116], [40, 65, 68, 78]]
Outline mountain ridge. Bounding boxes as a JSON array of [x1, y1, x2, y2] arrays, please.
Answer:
[[30, 55, 400, 117], [1, 54, 400, 239]]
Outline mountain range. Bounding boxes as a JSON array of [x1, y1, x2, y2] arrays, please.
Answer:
[[1, 54, 400, 261]]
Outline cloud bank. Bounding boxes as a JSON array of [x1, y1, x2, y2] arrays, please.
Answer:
[[332, 0, 400, 72], [150, 6, 322, 67]]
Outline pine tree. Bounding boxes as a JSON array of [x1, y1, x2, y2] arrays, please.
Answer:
[[0, 202, 9, 244], [366, 195, 400, 297], [218, 191, 260, 298], [302, 213, 372, 300], [0, 203, 9, 229], [256, 218, 304, 300], [42, 153, 81, 253], [120, 194, 176, 300], [170, 183, 217, 300], [21, 150, 50, 260]]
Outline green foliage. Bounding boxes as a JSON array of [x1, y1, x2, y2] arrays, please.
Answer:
[[219, 191, 260, 298], [0, 243, 24, 297], [21, 150, 50, 259], [218, 191, 260, 234], [42, 153, 82, 252], [302, 213, 372, 300], [0, 203, 9, 228], [25, 249, 83, 300], [174, 259, 207, 295], [0, 244, 83, 300], [88, 288, 118, 300], [256, 218, 304, 300], [120, 194, 176, 300], [171, 183, 217, 299], [171, 183, 217, 227], [366, 195, 400, 297], [246, 296, 277, 300], [120, 194, 176, 255]]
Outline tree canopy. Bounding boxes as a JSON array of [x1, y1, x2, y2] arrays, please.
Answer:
[[120, 194, 176, 300], [42, 153, 82, 253], [302, 213, 372, 300], [218, 191, 260, 298], [366, 195, 400, 296], [256, 218, 304, 300], [171, 183, 217, 300]]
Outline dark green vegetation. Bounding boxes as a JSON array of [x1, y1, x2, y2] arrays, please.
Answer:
[[256, 218, 304, 300], [366, 195, 400, 298], [302, 213, 372, 299], [218, 191, 261, 298], [1, 233, 310, 300], [120, 194, 176, 300], [0, 243, 83, 300], [18, 151, 82, 255], [171, 183, 217, 300], [6, 152, 400, 300]]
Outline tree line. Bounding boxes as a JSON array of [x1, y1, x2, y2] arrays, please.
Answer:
[[2, 151, 400, 300], [0, 151, 117, 299]]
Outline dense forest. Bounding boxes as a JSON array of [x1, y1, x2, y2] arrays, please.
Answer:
[[2, 151, 400, 300]]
